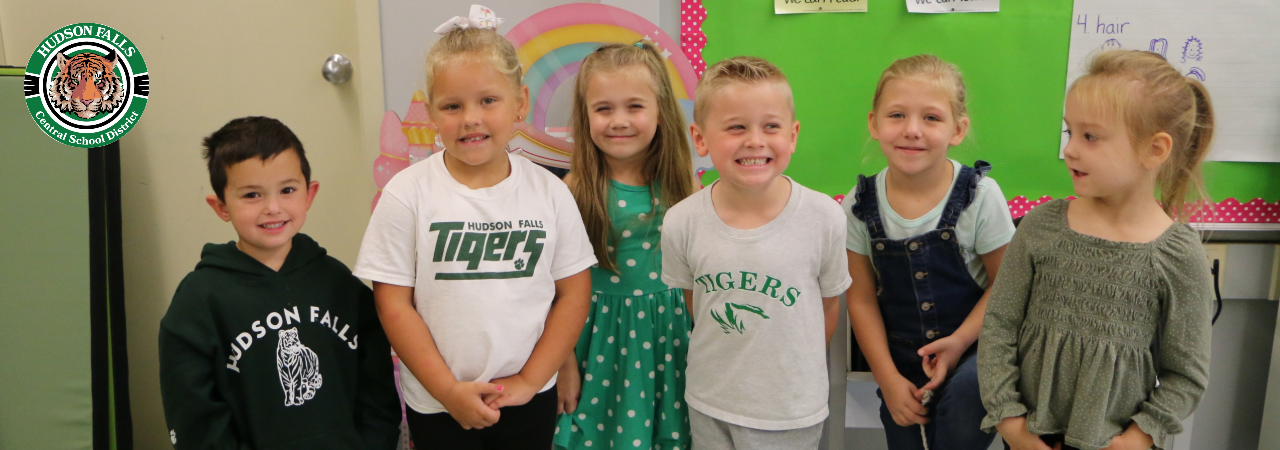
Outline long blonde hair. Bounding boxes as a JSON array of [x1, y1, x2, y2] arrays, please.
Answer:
[[424, 27, 522, 102], [569, 41, 695, 272], [1069, 50, 1215, 221]]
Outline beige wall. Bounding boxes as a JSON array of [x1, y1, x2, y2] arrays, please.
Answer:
[[0, 20, 8, 64], [0, 2, 385, 448]]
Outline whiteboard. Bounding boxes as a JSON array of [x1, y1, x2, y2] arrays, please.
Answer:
[[1061, 0, 1280, 163]]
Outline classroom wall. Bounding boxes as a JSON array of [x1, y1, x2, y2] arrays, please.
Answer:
[[696, 0, 1280, 202], [0, 21, 7, 64], [379, 0, 684, 122], [0, 2, 385, 449], [1192, 299, 1276, 450]]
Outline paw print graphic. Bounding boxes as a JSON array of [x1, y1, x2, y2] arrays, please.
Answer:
[[515, 258, 525, 270]]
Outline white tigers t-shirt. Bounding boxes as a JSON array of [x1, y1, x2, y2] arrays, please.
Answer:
[[354, 151, 596, 414]]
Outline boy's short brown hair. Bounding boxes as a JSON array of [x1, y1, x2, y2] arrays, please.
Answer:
[[693, 56, 794, 124], [202, 117, 310, 202]]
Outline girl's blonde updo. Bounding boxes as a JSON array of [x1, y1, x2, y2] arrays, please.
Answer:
[[424, 27, 522, 101], [1070, 50, 1215, 220]]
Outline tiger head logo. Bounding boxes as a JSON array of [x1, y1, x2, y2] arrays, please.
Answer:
[[279, 327, 301, 349], [47, 51, 125, 119]]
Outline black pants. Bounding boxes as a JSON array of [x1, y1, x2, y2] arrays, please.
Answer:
[[407, 386, 558, 450], [534, 163, 569, 179], [1003, 434, 1080, 450]]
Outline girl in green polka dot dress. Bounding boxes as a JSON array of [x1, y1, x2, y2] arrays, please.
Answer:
[[554, 41, 699, 450]]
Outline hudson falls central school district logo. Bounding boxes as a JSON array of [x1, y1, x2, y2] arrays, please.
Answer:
[[24, 23, 149, 148]]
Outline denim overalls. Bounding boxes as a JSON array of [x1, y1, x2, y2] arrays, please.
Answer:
[[851, 161, 996, 450]]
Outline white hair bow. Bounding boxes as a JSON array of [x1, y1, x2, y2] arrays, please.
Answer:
[[434, 4, 504, 34]]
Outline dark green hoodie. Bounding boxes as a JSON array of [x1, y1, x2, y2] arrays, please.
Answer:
[[159, 233, 400, 450]]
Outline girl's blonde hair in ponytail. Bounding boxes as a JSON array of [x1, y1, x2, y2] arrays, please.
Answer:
[[1069, 50, 1215, 221], [569, 41, 695, 273]]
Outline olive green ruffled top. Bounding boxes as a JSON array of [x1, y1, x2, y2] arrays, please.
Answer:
[[978, 200, 1213, 450]]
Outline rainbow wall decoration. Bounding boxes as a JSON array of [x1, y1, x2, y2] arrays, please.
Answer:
[[502, 3, 705, 170], [507, 3, 698, 131]]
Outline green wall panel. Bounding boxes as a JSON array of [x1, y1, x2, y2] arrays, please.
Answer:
[[0, 75, 94, 449], [698, 0, 1280, 202]]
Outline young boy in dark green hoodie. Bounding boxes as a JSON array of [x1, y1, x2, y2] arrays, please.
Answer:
[[159, 117, 401, 449]]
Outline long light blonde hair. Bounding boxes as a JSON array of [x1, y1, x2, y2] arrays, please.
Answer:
[[1069, 50, 1215, 221], [424, 27, 522, 102], [569, 41, 695, 273]]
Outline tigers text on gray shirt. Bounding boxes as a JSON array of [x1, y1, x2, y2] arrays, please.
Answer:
[[662, 177, 851, 430]]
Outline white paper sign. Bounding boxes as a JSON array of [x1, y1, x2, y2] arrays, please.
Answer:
[[906, 0, 998, 14], [1062, 0, 1280, 163]]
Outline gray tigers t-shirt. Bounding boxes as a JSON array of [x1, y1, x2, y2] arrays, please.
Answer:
[[661, 177, 851, 430]]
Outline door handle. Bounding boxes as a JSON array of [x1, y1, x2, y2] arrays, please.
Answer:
[[322, 54, 353, 84]]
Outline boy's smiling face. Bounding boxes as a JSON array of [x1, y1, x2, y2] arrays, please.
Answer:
[[206, 149, 318, 267], [691, 81, 799, 191]]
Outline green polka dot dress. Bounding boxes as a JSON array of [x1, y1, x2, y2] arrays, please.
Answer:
[[554, 180, 692, 450]]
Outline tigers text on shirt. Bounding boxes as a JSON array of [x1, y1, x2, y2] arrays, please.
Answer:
[[354, 152, 596, 414], [661, 178, 852, 430]]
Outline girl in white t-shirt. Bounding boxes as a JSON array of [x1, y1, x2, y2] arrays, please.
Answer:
[[551, 41, 698, 450], [843, 55, 1014, 450], [353, 6, 597, 449]]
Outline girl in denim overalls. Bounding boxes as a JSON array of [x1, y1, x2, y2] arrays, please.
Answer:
[[844, 55, 1016, 450]]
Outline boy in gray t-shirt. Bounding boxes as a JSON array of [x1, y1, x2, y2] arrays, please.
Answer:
[[661, 56, 852, 450]]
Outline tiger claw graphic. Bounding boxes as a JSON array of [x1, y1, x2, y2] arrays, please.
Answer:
[[710, 303, 769, 334]]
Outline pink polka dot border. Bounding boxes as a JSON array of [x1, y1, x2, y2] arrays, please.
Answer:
[[1007, 195, 1075, 219], [1186, 198, 1280, 224], [1007, 196, 1280, 224], [680, 0, 707, 79]]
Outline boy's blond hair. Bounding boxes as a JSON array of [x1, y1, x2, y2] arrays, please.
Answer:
[[693, 56, 794, 124]]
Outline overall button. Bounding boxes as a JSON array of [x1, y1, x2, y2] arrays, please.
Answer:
[[876, 243, 885, 251], [915, 271, 927, 280], [926, 330, 938, 339], [941, 231, 951, 240], [921, 302, 933, 311], [908, 242, 920, 251]]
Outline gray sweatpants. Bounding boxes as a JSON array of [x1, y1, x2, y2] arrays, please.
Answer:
[[689, 407, 823, 450]]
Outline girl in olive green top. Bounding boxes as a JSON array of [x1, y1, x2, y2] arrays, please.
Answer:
[[978, 50, 1216, 450]]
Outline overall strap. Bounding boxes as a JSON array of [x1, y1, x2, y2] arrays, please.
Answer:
[[850, 174, 888, 240], [937, 160, 991, 229]]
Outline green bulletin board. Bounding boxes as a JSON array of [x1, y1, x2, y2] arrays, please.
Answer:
[[696, 0, 1280, 204]]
